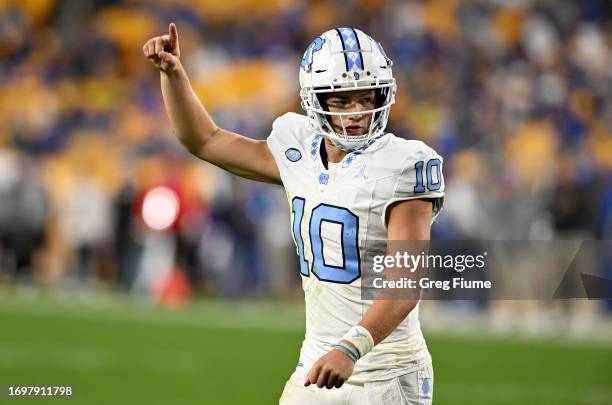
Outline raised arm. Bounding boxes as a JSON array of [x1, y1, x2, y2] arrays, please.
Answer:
[[142, 23, 281, 184]]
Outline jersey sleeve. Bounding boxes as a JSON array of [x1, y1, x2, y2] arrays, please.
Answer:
[[266, 114, 289, 164], [266, 112, 307, 181], [381, 141, 445, 227]]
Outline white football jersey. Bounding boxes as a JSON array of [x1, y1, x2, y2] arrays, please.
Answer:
[[267, 112, 445, 383]]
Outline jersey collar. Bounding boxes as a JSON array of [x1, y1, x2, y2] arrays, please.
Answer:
[[341, 132, 388, 168], [309, 132, 389, 168]]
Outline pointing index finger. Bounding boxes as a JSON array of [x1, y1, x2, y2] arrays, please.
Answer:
[[169, 23, 178, 49]]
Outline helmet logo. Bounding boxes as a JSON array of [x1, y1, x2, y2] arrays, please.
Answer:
[[301, 37, 325, 71]]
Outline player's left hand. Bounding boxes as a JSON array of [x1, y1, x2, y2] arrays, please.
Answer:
[[305, 349, 355, 389]]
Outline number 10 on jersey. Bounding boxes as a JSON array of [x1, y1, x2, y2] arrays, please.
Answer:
[[291, 197, 361, 284]]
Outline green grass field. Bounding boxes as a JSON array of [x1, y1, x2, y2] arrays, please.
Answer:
[[1, 289, 611, 404]]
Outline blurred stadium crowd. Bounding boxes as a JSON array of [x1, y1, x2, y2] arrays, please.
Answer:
[[0, 0, 610, 307]]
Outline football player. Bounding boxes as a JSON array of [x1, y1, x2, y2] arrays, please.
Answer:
[[143, 24, 444, 404]]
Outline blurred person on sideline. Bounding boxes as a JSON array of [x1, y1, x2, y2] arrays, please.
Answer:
[[0, 152, 48, 280], [61, 175, 112, 281], [144, 23, 443, 404]]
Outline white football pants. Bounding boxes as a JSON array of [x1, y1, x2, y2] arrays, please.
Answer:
[[279, 362, 433, 405]]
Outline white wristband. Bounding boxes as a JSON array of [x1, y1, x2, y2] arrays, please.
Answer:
[[341, 325, 374, 358]]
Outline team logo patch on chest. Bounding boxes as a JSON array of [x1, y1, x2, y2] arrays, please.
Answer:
[[285, 148, 302, 162]]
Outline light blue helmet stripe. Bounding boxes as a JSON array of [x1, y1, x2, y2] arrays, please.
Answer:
[[336, 27, 364, 72]]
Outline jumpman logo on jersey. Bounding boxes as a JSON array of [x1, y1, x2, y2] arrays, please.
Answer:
[[354, 165, 367, 180]]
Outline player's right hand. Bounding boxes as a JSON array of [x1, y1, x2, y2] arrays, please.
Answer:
[[143, 23, 181, 75], [305, 349, 355, 389]]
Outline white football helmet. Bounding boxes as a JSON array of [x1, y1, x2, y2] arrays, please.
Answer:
[[299, 27, 397, 151]]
